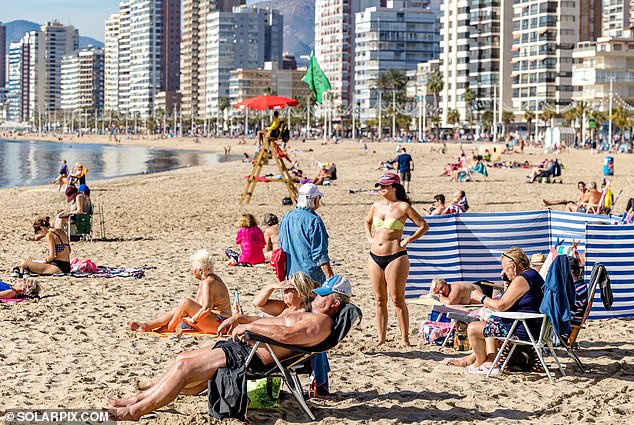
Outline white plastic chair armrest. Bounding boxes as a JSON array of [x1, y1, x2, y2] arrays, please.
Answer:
[[490, 311, 545, 320]]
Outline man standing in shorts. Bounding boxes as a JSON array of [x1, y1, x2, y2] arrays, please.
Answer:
[[396, 147, 414, 192]]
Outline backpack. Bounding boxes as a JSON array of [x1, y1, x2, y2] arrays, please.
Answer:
[[269, 248, 287, 282]]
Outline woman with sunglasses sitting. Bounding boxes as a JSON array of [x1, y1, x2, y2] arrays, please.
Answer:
[[13, 216, 72, 276], [447, 247, 544, 374]]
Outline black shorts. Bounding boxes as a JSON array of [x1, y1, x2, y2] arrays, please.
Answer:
[[400, 171, 411, 182], [213, 339, 268, 373], [49, 260, 71, 274]]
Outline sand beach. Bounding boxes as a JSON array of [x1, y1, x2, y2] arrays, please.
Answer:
[[1, 134, 633, 424]]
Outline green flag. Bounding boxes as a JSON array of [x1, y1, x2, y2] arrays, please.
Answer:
[[302, 52, 331, 105]]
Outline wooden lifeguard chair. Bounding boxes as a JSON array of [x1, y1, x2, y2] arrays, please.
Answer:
[[240, 135, 298, 205]]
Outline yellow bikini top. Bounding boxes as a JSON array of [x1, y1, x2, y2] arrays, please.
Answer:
[[373, 216, 405, 231]]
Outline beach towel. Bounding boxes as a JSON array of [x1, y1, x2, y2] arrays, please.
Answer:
[[540, 255, 574, 337], [142, 329, 217, 338], [0, 297, 28, 303], [58, 266, 146, 279]]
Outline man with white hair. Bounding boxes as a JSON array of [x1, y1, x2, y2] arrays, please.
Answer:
[[279, 183, 334, 284]]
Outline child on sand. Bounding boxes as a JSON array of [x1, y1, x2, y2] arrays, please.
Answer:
[[128, 249, 231, 334]]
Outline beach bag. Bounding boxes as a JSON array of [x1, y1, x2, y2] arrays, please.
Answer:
[[70, 257, 97, 273], [453, 322, 471, 351], [269, 249, 287, 282], [604, 188, 614, 209], [418, 320, 452, 345]]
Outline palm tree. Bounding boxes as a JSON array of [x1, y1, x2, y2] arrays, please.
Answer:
[[447, 109, 461, 128], [524, 110, 535, 140], [427, 71, 444, 111], [501, 111, 514, 137], [463, 88, 476, 129], [482, 111, 493, 133], [540, 108, 557, 124], [611, 105, 630, 138]]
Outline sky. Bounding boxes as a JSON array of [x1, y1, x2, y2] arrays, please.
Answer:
[[1, 0, 265, 41]]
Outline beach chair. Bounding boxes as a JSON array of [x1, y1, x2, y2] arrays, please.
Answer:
[[486, 312, 565, 383], [458, 162, 488, 182], [242, 303, 362, 420], [567, 263, 612, 350], [65, 213, 93, 242]]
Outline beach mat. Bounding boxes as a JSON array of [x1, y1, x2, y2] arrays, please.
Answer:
[[53, 266, 146, 279]]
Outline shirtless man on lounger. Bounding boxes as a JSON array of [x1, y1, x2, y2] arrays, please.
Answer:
[[107, 283, 351, 421], [543, 181, 588, 211], [430, 279, 478, 305]]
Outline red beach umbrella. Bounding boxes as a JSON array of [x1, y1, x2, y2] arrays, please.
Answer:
[[236, 95, 298, 111]]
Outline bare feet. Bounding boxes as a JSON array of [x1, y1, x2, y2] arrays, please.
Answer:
[[402, 339, 411, 347], [107, 395, 137, 408], [108, 407, 141, 422], [447, 354, 475, 367], [127, 321, 148, 332]]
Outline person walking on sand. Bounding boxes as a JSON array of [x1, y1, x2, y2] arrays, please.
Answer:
[[365, 173, 429, 346], [395, 147, 414, 193]]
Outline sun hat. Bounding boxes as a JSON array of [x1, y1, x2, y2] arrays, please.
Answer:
[[530, 253, 546, 266], [375, 172, 401, 187], [313, 275, 353, 297], [298, 183, 324, 199], [65, 185, 78, 202]]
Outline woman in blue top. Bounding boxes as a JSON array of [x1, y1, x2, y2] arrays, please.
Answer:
[[448, 247, 544, 373]]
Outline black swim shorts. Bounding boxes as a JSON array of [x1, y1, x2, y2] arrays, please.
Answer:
[[213, 339, 268, 373]]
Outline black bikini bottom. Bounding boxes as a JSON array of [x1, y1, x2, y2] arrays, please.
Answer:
[[370, 251, 407, 271]]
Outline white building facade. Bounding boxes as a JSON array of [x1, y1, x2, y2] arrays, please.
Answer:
[[205, 6, 283, 115], [354, 1, 439, 124], [61, 48, 105, 114]]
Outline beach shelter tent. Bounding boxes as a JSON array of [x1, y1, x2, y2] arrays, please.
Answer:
[[404, 210, 633, 319], [544, 127, 575, 148]]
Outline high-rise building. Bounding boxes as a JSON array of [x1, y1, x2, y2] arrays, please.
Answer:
[[20, 22, 79, 120], [572, 32, 634, 105], [104, 0, 181, 117], [511, 0, 600, 116], [180, 0, 244, 119], [0, 23, 6, 88], [354, 1, 439, 124], [61, 47, 105, 114], [204, 5, 283, 115], [439, 0, 471, 126], [7, 41, 24, 121], [468, 0, 513, 127], [315, 0, 382, 111], [603, 0, 630, 37]]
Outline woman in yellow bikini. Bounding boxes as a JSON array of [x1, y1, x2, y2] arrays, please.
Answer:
[[364, 173, 429, 345]]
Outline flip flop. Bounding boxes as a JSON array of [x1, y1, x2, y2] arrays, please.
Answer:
[[465, 364, 500, 375]]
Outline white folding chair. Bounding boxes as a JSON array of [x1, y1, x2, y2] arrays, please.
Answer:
[[486, 311, 565, 383]]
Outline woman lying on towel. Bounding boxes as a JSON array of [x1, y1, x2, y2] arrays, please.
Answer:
[[128, 249, 232, 334], [13, 216, 72, 276], [0, 278, 40, 299], [447, 247, 544, 374]]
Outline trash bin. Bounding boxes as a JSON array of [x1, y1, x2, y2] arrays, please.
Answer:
[[604, 155, 614, 176]]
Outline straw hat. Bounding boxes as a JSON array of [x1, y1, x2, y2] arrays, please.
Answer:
[[530, 253, 546, 265]]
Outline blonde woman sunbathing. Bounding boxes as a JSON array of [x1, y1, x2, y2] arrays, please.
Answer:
[[128, 249, 231, 334]]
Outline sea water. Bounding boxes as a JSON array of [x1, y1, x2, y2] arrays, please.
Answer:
[[0, 139, 235, 189]]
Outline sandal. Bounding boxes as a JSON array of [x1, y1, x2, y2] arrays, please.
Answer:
[[10, 267, 22, 278]]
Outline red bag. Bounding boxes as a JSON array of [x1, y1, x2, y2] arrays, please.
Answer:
[[269, 249, 287, 282]]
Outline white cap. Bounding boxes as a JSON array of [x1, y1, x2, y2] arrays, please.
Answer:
[[298, 183, 324, 199]]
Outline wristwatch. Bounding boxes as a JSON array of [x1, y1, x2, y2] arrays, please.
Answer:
[[480, 295, 487, 304]]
